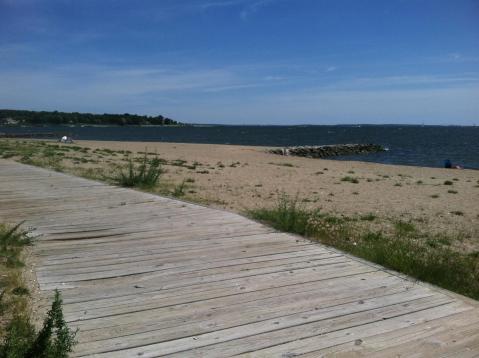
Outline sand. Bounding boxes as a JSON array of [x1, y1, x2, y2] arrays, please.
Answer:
[[68, 140, 479, 251]]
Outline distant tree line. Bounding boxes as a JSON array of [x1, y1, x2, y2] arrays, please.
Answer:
[[0, 109, 181, 126]]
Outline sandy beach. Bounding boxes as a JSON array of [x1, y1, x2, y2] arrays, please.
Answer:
[[1, 138, 478, 250], [63, 140, 478, 252]]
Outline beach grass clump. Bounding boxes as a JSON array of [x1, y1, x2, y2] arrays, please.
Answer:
[[249, 194, 313, 236], [0, 224, 77, 357], [360, 213, 376, 221], [172, 180, 186, 197], [0, 223, 31, 268], [444, 180, 453, 185], [170, 159, 187, 167], [340, 176, 359, 184], [248, 196, 479, 300], [268, 162, 295, 168], [111, 154, 163, 188], [448, 190, 458, 194], [1, 290, 77, 358], [0, 224, 31, 330], [394, 220, 416, 236]]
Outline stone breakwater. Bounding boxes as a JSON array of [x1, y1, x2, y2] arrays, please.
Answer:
[[269, 144, 385, 158]]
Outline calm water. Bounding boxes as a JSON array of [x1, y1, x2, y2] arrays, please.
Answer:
[[1, 125, 478, 169]]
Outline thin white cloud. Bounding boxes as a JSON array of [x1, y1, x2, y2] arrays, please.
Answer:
[[264, 75, 284, 81], [203, 83, 264, 92], [199, 0, 283, 19], [239, 0, 280, 20], [201, 0, 249, 9], [0, 43, 36, 60], [174, 85, 479, 125], [449, 52, 462, 60], [323, 74, 479, 91], [1, 62, 478, 124], [0, 65, 237, 105], [325, 66, 337, 72]]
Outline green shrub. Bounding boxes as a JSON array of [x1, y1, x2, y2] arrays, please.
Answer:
[[111, 154, 163, 188], [0, 316, 36, 358], [1, 290, 77, 358], [0, 223, 31, 268]]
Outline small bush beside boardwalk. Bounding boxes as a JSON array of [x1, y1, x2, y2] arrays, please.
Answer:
[[0, 224, 76, 358], [248, 194, 479, 301], [1, 290, 77, 358], [109, 153, 163, 189]]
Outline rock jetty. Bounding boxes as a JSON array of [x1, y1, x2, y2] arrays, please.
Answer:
[[269, 144, 385, 158]]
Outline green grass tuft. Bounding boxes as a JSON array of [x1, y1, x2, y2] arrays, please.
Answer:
[[360, 213, 376, 221], [0, 223, 31, 268], [172, 180, 186, 197], [111, 154, 163, 188], [1, 223, 76, 357], [1, 290, 77, 358], [248, 196, 479, 300], [340, 176, 359, 184], [249, 194, 312, 236]]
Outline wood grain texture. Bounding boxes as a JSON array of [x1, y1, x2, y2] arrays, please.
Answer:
[[0, 159, 478, 357]]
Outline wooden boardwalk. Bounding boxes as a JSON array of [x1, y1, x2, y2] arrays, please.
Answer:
[[0, 160, 478, 357]]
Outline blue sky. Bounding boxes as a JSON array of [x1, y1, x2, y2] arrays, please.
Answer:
[[1, 0, 478, 124]]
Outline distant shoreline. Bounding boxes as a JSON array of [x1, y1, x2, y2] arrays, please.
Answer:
[[0, 108, 181, 126], [0, 123, 187, 128], [1, 123, 477, 128], [1, 125, 478, 170]]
